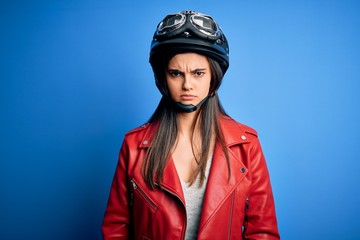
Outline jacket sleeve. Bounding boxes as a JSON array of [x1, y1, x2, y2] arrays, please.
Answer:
[[102, 139, 131, 240], [243, 137, 280, 240]]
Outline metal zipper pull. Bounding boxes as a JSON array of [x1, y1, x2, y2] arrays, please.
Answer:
[[245, 195, 249, 211], [131, 179, 137, 190], [130, 180, 136, 207]]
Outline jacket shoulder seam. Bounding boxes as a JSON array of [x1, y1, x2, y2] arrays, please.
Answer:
[[125, 122, 150, 136], [235, 122, 258, 137]]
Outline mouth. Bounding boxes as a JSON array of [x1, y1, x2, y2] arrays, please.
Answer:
[[180, 94, 196, 101]]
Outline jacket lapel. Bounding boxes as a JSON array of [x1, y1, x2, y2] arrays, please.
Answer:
[[199, 117, 250, 229], [139, 122, 185, 204], [160, 157, 185, 204]]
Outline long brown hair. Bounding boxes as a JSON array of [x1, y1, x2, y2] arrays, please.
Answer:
[[143, 55, 231, 189]]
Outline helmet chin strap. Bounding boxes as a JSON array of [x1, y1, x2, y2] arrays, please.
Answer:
[[169, 94, 212, 113]]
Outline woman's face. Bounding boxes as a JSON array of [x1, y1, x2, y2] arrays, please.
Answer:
[[166, 53, 211, 107]]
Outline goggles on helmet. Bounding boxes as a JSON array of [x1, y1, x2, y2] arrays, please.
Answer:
[[155, 11, 222, 41]]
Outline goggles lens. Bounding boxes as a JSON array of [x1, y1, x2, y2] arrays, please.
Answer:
[[156, 12, 220, 38], [157, 14, 185, 34], [191, 15, 218, 35]]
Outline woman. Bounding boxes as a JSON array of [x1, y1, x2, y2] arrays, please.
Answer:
[[102, 10, 280, 240]]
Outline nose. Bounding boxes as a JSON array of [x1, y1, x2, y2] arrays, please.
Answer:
[[182, 74, 193, 91]]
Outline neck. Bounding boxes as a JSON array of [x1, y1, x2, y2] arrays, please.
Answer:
[[176, 111, 199, 136]]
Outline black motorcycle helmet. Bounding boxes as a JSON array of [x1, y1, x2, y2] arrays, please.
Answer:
[[149, 10, 229, 112]]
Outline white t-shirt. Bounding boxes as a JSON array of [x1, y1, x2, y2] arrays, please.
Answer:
[[180, 156, 213, 240]]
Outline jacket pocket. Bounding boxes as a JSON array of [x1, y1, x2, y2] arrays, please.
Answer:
[[130, 179, 158, 211]]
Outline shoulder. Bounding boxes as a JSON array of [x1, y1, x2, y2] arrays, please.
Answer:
[[122, 122, 158, 147], [125, 122, 151, 136], [236, 121, 258, 137], [220, 115, 258, 136]]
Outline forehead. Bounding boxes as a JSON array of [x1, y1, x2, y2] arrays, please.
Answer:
[[168, 53, 209, 69]]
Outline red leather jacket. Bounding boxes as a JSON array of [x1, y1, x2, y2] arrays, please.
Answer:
[[102, 116, 280, 239]]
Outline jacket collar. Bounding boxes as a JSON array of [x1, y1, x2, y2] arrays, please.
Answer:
[[218, 116, 250, 146], [138, 116, 250, 149]]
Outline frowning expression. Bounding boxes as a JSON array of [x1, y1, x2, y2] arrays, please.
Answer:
[[166, 53, 211, 106]]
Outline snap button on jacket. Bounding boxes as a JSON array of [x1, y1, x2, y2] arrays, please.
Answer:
[[102, 116, 280, 239]]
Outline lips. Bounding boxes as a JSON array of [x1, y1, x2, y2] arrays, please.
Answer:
[[180, 94, 196, 101]]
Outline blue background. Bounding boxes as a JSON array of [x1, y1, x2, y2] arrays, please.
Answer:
[[1, 0, 360, 239]]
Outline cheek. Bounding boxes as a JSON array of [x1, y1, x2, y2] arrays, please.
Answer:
[[165, 79, 177, 96], [203, 77, 212, 92]]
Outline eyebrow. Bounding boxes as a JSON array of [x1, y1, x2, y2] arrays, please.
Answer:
[[167, 68, 207, 73], [192, 68, 207, 72]]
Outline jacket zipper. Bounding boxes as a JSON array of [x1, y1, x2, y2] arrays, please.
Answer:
[[130, 179, 158, 211], [245, 195, 249, 211]]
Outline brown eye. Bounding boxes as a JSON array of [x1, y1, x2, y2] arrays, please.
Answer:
[[195, 71, 205, 76], [169, 70, 181, 77]]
